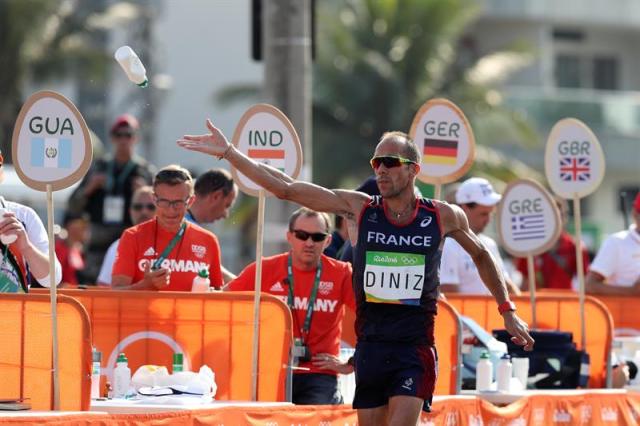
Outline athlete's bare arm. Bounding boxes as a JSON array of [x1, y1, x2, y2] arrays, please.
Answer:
[[439, 202, 534, 350], [177, 119, 370, 222]]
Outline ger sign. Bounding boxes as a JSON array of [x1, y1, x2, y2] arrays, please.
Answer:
[[496, 179, 562, 258], [12, 91, 92, 191], [544, 118, 605, 199], [231, 104, 302, 197], [409, 98, 475, 184]]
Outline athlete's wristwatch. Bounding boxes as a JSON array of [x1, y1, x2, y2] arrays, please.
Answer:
[[498, 300, 516, 315]]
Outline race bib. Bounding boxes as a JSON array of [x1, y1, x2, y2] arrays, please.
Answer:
[[103, 196, 125, 224], [0, 268, 23, 293], [364, 251, 425, 305]]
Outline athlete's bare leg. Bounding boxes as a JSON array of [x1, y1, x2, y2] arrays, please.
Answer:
[[357, 405, 387, 426], [357, 395, 424, 426]]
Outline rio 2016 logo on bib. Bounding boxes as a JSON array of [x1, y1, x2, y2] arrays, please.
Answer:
[[364, 251, 425, 305]]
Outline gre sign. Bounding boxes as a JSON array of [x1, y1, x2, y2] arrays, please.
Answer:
[[544, 118, 605, 199], [12, 91, 92, 191], [230, 104, 302, 197], [409, 98, 475, 185], [496, 179, 562, 257]]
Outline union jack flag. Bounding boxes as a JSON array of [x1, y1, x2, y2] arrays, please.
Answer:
[[559, 157, 590, 182]]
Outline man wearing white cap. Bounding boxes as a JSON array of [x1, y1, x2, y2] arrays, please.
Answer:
[[439, 177, 520, 295]]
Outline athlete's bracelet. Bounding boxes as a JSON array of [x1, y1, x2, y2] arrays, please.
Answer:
[[218, 144, 233, 160], [498, 300, 516, 315]]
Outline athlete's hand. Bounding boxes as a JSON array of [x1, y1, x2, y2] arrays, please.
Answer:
[[502, 311, 534, 351], [312, 353, 354, 374], [177, 119, 232, 159], [143, 263, 170, 290]]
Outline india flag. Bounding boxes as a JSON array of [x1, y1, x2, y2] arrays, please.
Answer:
[[423, 138, 458, 166], [30, 137, 72, 168], [248, 149, 285, 172]]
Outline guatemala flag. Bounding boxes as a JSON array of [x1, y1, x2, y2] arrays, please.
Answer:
[[30, 138, 72, 168]]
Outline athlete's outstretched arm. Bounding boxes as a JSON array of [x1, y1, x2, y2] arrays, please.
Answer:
[[177, 119, 369, 217], [439, 202, 535, 351]]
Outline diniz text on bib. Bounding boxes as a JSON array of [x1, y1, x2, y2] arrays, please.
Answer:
[[363, 251, 425, 305]]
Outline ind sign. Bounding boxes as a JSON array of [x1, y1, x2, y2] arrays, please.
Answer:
[[231, 104, 302, 197], [12, 91, 92, 191], [496, 179, 562, 257]]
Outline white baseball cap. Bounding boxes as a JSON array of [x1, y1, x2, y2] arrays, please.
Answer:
[[455, 177, 502, 206]]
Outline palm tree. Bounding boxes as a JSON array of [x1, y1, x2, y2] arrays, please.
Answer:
[[312, 0, 541, 188]]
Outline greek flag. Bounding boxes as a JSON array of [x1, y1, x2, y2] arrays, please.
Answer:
[[30, 137, 72, 168]]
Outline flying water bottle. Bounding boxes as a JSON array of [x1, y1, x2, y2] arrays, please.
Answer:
[[114, 46, 149, 87]]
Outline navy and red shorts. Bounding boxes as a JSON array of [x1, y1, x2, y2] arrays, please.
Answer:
[[352, 341, 437, 412]]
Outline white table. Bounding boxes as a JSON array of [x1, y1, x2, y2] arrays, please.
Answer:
[[461, 388, 628, 406], [90, 398, 292, 414]]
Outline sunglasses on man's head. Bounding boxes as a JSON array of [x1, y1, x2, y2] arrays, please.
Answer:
[[292, 229, 328, 242], [131, 203, 156, 212], [370, 155, 415, 169]]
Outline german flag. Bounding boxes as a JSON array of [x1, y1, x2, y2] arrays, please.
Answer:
[[423, 138, 458, 165]]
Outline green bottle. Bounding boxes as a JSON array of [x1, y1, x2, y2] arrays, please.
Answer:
[[173, 353, 184, 373]]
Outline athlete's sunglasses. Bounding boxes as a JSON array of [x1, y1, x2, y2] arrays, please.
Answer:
[[131, 203, 156, 212], [370, 155, 415, 169], [292, 229, 328, 242]]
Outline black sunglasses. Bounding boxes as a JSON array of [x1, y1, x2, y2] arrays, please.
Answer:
[[113, 131, 134, 138], [131, 203, 156, 212], [292, 229, 328, 242], [370, 155, 415, 169]]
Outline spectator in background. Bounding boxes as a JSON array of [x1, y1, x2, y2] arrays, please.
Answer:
[[515, 196, 589, 291], [184, 168, 238, 283], [55, 212, 90, 286], [324, 214, 348, 259], [227, 207, 355, 405], [112, 165, 223, 291], [67, 114, 155, 282], [439, 177, 521, 295], [0, 149, 62, 292], [586, 193, 640, 295], [96, 186, 155, 286]]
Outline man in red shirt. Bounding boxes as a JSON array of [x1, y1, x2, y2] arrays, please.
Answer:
[[227, 207, 355, 404], [112, 165, 223, 291]]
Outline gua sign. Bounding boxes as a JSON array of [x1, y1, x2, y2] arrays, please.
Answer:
[[12, 91, 92, 191], [231, 104, 303, 197], [544, 118, 605, 199], [496, 179, 562, 257], [409, 98, 475, 184]]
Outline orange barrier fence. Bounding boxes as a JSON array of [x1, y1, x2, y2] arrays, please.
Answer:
[[341, 299, 463, 394], [33, 289, 293, 402], [444, 293, 613, 388], [0, 294, 91, 411], [2, 391, 640, 425], [591, 295, 640, 337]]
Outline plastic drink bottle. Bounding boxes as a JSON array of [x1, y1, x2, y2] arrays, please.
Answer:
[[91, 348, 102, 399], [113, 353, 131, 398], [476, 351, 493, 391], [496, 353, 512, 392], [0, 208, 17, 244], [173, 353, 184, 373], [192, 269, 210, 292], [114, 46, 149, 87]]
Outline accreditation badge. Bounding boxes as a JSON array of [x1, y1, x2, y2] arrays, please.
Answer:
[[103, 195, 125, 224], [363, 251, 425, 305]]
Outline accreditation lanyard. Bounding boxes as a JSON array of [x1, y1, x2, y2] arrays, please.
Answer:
[[287, 254, 322, 341], [152, 220, 187, 270], [105, 159, 137, 193]]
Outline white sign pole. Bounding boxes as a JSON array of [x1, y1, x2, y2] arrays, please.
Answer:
[[433, 184, 442, 201], [573, 195, 587, 350], [46, 184, 60, 410], [526, 255, 537, 329], [251, 189, 266, 401], [230, 104, 303, 402]]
